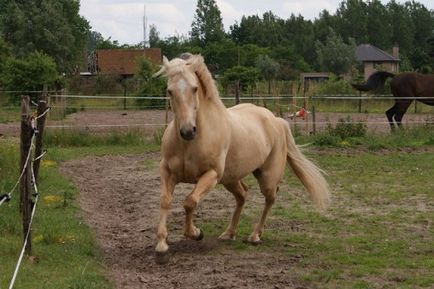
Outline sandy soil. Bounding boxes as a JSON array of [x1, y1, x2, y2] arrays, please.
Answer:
[[60, 154, 312, 289], [1, 109, 433, 137]]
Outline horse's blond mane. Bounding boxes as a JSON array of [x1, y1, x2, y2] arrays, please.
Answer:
[[154, 54, 220, 101]]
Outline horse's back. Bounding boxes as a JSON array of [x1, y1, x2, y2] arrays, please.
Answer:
[[228, 103, 284, 135], [391, 72, 434, 104]]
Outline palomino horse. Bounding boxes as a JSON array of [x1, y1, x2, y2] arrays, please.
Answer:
[[154, 54, 331, 264], [352, 71, 434, 130]]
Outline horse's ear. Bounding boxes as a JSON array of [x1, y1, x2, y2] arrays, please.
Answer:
[[163, 55, 169, 66], [152, 55, 169, 78], [186, 54, 204, 69]]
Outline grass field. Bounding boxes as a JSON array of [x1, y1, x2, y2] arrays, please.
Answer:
[[0, 137, 156, 289], [0, 128, 433, 288]]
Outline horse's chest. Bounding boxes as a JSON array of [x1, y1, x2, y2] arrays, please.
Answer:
[[168, 150, 219, 183]]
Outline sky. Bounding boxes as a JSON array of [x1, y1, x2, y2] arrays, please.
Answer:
[[79, 0, 434, 45]]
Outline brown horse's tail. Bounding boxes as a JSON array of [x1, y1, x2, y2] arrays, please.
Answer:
[[351, 71, 395, 92], [281, 120, 331, 210]]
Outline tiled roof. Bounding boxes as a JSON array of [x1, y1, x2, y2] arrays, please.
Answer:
[[355, 44, 399, 62]]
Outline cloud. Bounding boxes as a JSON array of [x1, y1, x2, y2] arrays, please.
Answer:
[[80, 0, 434, 44], [283, 0, 336, 19], [216, 1, 243, 29]]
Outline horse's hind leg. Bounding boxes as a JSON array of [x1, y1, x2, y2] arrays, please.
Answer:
[[247, 180, 277, 244], [386, 103, 398, 131], [393, 101, 412, 129], [219, 181, 249, 240]]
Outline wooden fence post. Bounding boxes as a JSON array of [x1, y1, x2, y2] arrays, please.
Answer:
[[20, 95, 33, 255], [33, 86, 48, 184]]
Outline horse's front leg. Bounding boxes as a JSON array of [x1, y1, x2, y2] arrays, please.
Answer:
[[183, 170, 218, 240], [155, 161, 176, 264]]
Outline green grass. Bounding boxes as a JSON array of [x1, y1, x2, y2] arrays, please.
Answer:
[[0, 108, 20, 123], [0, 135, 160, 289], [0, 139, 113, 288], [1, 128, 433, 288], [196, 147, 434, 288], [44, 129, 161, 149], [295, 125, 434, 149]]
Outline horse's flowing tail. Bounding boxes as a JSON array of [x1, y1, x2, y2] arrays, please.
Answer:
[[282, 121, 331, 210], [351, 71, 395, 92]]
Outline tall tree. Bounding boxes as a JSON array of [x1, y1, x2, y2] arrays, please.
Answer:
[[335, 0, 368, 44], [255, 54, 280, 95], [149, 24, 161, 48], [386, 1, 414, 54], [366, 0, 391, 49], [316, 28, 356, 75], [0, 0, 90, 73], [190, 0, 225, 47]]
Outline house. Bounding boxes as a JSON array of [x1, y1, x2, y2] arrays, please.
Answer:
[[82, 48, 162, 76], [355, 44, 400, 80], [96, 48, 162, 75]]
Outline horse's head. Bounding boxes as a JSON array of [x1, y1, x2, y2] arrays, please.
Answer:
[[155, 54, 205, 141]]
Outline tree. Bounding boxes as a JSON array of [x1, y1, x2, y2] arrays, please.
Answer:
[[0, 36, 11, 75], [190, 0, 225, 47], [221, 66, 259, 103], [87, 31, 121, 51], [334, 0, 368, 44], [0, 0, 90, 73], [316, 28, 356, 75], [255, 55, 280, 95], [1, 51, 58, 101], [149, 24, 160, 48], [135, 57, 166, 107], [366, 0, 391, 49]]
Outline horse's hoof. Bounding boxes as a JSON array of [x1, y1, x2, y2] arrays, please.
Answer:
[[195, 229, 204, 241], [155, 251, 170, 265], [218, 234, 236, 241], [243, 239, 263, 246]]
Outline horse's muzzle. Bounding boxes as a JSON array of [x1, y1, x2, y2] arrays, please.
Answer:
[[180, 126, 196, 140]]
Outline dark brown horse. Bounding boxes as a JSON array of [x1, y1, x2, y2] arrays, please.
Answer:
[[352, 71, 434, 130]]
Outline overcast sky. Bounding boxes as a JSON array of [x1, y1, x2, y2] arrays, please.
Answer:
[[79, 0, 434, 45]]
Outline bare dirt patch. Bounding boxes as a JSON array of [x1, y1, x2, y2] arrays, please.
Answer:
[[60, 154, 310, 289], [1, 109, 432, 137]]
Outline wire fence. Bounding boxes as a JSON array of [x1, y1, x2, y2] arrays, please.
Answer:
[[1, 94, 433, 136], [1, 98, 49, 289]]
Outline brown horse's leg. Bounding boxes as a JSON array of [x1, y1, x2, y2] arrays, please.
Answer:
[[219, 181, 249, 240], [393, 101, 412, 128], [386, 103, 398, 131], [155, 161, 177, 263], [183, 169, 218, 240]]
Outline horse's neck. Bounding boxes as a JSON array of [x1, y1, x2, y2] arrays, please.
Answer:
[[197, 96, 229, 134]]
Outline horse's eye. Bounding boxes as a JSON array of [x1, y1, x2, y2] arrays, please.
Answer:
[[192, 87, 198, 94], [167, 89, 172, 96]]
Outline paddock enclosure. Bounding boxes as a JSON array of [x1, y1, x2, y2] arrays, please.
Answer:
[[60, 151, 434, 289], [1, 93, 433, 289]]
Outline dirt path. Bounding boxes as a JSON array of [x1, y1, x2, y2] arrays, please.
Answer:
[[61, 154, 309, 289]]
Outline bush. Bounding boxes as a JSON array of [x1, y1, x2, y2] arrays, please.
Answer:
[[327, 116, 367, 138], [311, 74, 355, 95]]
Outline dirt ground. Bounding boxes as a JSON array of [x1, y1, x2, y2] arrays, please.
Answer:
[[1, 109, 433, 137], [60, 154, 313, 289]]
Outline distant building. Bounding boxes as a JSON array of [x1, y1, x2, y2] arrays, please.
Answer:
[[82, 48, 162, 76], [355, 44, 400, 80], [96, 48, 162, 75]]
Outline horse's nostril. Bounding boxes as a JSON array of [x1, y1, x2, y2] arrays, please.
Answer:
[[192, 126, 197, 133], [180, 128, 195, 140]]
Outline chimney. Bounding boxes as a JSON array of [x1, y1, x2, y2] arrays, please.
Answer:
[[392, 46, 399, 59]]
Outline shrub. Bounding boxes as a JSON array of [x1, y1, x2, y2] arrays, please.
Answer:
[[327, 116, 367, 138]]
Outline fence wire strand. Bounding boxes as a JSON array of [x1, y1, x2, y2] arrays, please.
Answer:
[[0, 132, 36, 207]]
